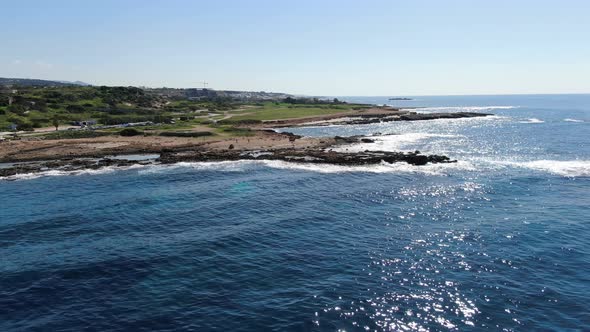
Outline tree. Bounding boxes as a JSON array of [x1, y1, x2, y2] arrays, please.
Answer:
[[283, 96, 296, 104], [0, 95, 8, 107], [52, 115, 60, 131], [66, 104, 85, 113], [7, 104, 27, 116]]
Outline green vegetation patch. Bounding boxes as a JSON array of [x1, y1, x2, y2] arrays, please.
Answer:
[[217, 118, 262, 125], [228, 105, 355, 121], [159, 131, 214, 137], [39, 130, 110, 140], [119, 128, 144, 136], [219, 126, 255, 137]]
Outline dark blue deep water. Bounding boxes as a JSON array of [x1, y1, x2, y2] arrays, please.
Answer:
[[1, 95, 589, 331]]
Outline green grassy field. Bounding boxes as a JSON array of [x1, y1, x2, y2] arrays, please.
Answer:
[[226, 103, 369, 122]]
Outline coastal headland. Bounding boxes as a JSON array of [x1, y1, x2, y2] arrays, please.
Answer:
[[0, 83, 491, 177]]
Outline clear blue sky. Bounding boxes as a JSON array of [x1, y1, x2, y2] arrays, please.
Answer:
[[2, 0, 589, 95]]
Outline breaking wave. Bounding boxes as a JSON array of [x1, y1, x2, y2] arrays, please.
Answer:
[[260, 159, 474, 175], [564, 118, 584, 123], [511, 160, 590, 177], [334, 133, 464, 153], [471, 158, 590, 177], [139, 159, 471, 176], [3, 157, 587, 181], [1, 164, 148, 181], [2, 158, 476, 181], [519, 118, 544, 124]]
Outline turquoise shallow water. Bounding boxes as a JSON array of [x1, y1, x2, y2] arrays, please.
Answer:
[[1, 95, 589, 331]]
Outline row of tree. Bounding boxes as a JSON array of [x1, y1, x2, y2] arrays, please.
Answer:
[[282, 97, 344, 104]]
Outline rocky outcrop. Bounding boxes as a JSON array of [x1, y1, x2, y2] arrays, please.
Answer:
[[0, 147, 454, 178], [157, 149, 454, 166]]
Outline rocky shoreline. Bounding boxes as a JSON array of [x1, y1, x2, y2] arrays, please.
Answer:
[[0, 157, 152, 178], [157, 148, 454, 166], [0, 136, 455, 178]]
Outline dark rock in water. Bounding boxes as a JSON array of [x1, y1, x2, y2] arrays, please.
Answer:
[[262, 130, 303, 142], [335, 135, 374, 144], [405, 154, 429, 166]]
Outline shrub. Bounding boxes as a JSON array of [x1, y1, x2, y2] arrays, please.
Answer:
[[119, 128, 143, 136], [41, 130, 109, 140], [7, 104, 27, 116], [221, 127, 254, 136], [66, 104, 85, 113], [18, 122, 34, 131], [218, 119, 262, 125], [159, 131, 213, 137]]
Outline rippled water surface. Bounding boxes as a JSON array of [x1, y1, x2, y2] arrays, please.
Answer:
[[1, 95, 589, 331]]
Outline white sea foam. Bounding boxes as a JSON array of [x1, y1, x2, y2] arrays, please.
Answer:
[[334, 133, 464, 153], [260, 159, 475, 175], [439, 156, 590, 178], [140, 159, 472, 176], [564, 118, 584, 123], [401, 106, 519, 113], [512, 160, 590, 177], [138, 161, 260, 174], [1, 164, 148, 181], [4, 156, 587, 181], [519, 118, 544, 124], [4, 158, 479, 181]]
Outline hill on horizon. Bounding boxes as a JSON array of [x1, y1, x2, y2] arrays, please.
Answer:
[[0, 77, 91, 87]]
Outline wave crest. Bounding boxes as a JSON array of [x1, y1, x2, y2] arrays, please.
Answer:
[[519, 118, 544, 124], [516, 160, 590, 177], [1, 164, 147, 181]]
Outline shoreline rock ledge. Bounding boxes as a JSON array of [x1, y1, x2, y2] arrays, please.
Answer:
[[157, 149, 455, 166], [0, 149, 455, 178]]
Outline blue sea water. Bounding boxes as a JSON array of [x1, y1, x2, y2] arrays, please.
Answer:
[[1, 94, 589, 331]]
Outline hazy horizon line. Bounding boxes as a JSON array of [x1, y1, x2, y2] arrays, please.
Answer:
[[3, 76, 589, 98]]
